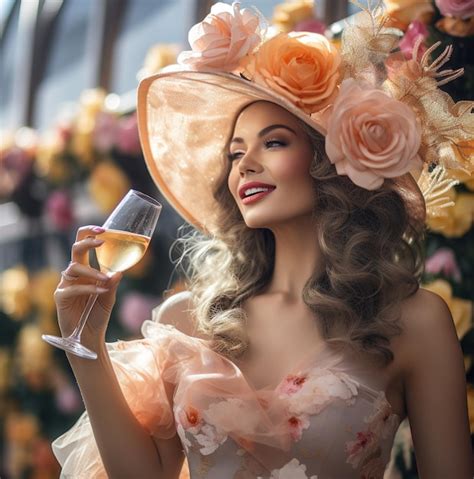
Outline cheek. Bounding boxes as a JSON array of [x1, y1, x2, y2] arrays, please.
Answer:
[[227, 167, 239, 200], [273, 154, 312, 185]]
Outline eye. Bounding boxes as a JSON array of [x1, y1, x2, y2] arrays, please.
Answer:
[[227, 151, 244, 162], [264, 138, 287, 148]]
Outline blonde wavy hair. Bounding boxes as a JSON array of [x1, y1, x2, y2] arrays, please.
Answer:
[[172, 104, 425, 366]]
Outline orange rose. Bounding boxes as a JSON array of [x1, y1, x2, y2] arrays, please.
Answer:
[[383, 0, 434, 27], [242, 32, 341, 114]]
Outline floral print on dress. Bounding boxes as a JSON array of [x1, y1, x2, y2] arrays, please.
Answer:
[[262, 458, 318, 479], [345, 391, 400, 475], [277, 368, 359, 444], [278, 369, 359, 417]]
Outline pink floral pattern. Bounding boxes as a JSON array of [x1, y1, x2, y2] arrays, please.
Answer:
[[345, 392, 400, 472], [53, 322, 401, 478]]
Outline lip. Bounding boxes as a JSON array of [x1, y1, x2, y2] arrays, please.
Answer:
[[238, 181, 276, 200], [242, 190, 274, 205]]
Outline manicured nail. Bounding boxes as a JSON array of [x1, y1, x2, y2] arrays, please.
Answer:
[[92, 226, 105, 233]]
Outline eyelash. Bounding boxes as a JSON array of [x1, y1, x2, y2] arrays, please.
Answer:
[[227, 139, 287, 161]]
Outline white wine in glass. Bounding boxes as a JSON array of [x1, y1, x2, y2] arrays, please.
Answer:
[[42, 190, 162, 360]]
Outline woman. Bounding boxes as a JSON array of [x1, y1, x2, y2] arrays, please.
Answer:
[[51, 3, 473, 478]]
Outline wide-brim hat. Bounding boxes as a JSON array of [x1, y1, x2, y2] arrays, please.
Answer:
[[137, 69, 426, 235]]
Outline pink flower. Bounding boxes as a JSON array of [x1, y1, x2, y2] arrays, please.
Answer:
[[278, 374, 307, 395], [45, 190, 74, 230], [93, 111, 118, 153], [399, 20, 428, 59], [345, 430, 378, 467], [178, 405, 203, 429], [435, 0, 474, 19], [425, 247, 462, 282], [116, 113, 141, 156], [177, 2, 262, 72], [325, 79, 422, 190], [283, 370, 358, 417], [293, 18, 327, 35], [118, 292, 160, 334], [287, 414, 310, 441]]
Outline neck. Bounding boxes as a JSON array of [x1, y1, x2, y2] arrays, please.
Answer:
[[264, 215, 324, 300]]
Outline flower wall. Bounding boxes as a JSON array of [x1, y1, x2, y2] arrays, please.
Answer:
[[0, 1, 472, 478]]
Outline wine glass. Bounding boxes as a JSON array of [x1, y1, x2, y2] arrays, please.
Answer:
[[42, 189, 162, 360]]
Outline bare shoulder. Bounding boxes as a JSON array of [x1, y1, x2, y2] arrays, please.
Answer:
[[152, 290, 200, 337], [394, 287, 459, 369], [394, 287, 472, 477]]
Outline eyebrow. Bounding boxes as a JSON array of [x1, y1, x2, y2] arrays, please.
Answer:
[[230, 124, 297, 144]]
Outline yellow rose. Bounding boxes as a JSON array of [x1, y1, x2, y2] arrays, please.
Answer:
[[436, 16, 474, 38], [383, 0, 434, 27], [36, 130, 70, 184], [71, 88, 107, 167], [16, 325, 52, 388], [0, 266, 31, 320], [242, 32, 341, 114], [138, 44, 179, 80], [467, 385, 474, 433], [427, 190, 474, 237], [88, 161, 131, 214], [272, 0, 315, 32], [31, 269, 61, 316], [422, 280, 472, 340]]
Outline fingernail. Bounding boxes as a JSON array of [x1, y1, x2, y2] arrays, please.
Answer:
[[96, 287, 109, 293], [94, 239, 105, 244], [92, 226, 105, 233], [98, 273, 109, 280]]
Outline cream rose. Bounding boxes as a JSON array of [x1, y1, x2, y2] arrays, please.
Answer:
[[325, 79, 422, 190], [242, 32, 341, 114], [177, 2, 262, 72]]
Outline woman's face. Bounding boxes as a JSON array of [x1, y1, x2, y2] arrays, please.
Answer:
[[227, 101, 315, 229]]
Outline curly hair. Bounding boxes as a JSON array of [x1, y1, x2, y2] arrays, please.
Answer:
[[172, 107, 425, 366]]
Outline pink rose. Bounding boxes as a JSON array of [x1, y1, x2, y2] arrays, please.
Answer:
[[118, 292, 160, 334], [278, 374, 307, 395], [116, 112, 141, 156], [177, 2, 262, 72], [93, 111, 118, 153], [435, 0, 474, 19], [293, 18, 327, 35], [325, 79, 422, 190], [399, 20, 428, 59], [425, 247, 462, 282], [45, 190, 74, 230]]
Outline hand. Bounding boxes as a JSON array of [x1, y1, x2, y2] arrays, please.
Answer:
[[54, 225, 123, 342]]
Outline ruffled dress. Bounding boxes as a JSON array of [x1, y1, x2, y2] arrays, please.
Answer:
[[52, 320, 401, 478]]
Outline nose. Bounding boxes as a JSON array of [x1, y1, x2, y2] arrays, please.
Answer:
[[238, 149, 262, 177]]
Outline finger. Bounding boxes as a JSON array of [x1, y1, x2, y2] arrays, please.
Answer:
[[55, 284, 110, 299], [75, 225, 106, 243], [61, 262, 109, 285], [71, 237, 105, 265]]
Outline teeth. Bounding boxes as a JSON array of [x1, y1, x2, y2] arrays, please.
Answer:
[[244, 187, 270, 197]]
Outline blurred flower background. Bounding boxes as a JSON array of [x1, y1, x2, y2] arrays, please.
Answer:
[[0, 1, 472, 478]]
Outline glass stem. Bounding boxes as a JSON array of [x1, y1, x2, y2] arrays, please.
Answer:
[[69, 291, 99, 342]]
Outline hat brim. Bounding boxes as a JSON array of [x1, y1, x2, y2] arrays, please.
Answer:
[[137, 70, 425, 234]]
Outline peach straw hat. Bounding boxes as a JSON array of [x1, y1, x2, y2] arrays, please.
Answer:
[[137, 2, 473, 235]]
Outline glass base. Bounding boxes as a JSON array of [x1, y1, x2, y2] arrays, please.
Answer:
[[42, 334, 98, 360]]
